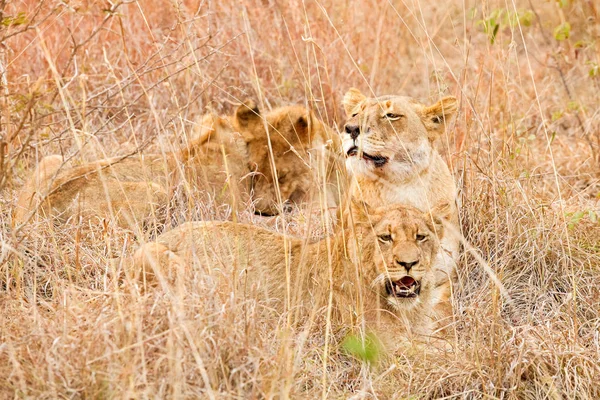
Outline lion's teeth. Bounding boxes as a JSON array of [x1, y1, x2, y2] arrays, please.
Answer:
[[393, 283, 416, 296], [395, 286, 411, 295]]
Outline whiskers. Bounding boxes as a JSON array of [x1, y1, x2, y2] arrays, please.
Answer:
[[370, 270, 411, 288]]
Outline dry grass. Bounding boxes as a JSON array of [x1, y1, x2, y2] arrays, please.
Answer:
[[1, 0, 600, 398]]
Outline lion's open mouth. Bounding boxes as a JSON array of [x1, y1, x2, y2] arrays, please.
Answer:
[[346, 146, 388, 167], [385, 276, 421, 298]]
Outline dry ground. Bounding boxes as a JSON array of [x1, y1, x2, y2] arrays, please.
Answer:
[[1, 0, 600, 398]]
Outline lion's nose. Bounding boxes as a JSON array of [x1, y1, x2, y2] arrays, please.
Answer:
[[344, 124, 360, 140], [396, 259, 419, 272], [282, 200, 294, 214]]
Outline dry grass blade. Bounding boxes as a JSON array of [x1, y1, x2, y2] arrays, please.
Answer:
[[1, 0, 599, 398]]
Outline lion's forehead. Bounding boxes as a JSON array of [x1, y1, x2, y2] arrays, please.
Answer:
[[372, 95, 419, 105], [377, 217, 429, 237], [361, 96, 420, 111], [267, 105, 306, 122], [350, 97, 424, 127]]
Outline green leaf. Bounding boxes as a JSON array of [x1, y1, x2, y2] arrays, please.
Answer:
[[477, 9, 505, 44], [491, 23, 500, 44], [588, 62, 599, 78], [468, 7, 478, 20], [554, 22, 571, 41], [570, 211, 585, 224], [341, 333, 382, 364], [1, 12, 28, 27], [550, 131, 557, 144], [567, 101, 580, 112], [551, 111, 563, 122], [519, 10, 534, 27]]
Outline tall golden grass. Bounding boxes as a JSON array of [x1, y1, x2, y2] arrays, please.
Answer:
[[1, 0, 599, 397]]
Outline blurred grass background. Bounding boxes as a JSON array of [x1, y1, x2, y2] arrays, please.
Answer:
[[0, 0, 599, 397]]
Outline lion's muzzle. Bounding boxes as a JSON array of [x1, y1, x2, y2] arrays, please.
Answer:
[[346, 145, 389, 167], [385, 276, 421, 299]]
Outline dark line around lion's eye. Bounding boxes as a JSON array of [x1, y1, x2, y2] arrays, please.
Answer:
[[378, 234, 392, 242]]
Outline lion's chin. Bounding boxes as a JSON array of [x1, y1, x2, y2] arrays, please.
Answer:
[[345, 156, 388, 177], [383, 276, 422, 310], [386, 295, 420, 311]]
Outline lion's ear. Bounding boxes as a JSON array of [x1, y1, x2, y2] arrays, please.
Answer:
[[183, 113, 230, 160], [234, 100, 261, 141], [194, 113, 220, 145], [235, 100, 261, 126], [349, 197, 376, 226], [343, 88, 366, 116], [424, 202, 452, 236], [420, 96, 457, 139], [294, 113, 310, 141], [293, 110, 323, 145]]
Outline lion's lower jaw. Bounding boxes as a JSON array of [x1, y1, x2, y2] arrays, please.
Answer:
[[345, 155, 430, 184], [385, 283, 439, 316], [386, 295, 421, 311], [345, 156, 376, 177]]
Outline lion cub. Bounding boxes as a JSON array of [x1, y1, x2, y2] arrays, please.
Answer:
[[341, 88, 460, 306], [128, 201, 451, 342], [14, 102, 344, 231], [233, 102, 344, 217]]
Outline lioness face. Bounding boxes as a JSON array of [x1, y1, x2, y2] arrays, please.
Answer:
[[234, 103, 329, 216], [342, 88, 457, 181], [355, 203, 445, 311]]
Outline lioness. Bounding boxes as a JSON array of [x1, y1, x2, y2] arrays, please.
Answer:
[[341, 89, 459, 291], [13, 112, 247, 230], [14, 102, 343, 231], [129, 201, 452, 343]]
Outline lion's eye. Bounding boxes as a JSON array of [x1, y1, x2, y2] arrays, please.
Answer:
[[278, 170, 289, 182], [416, 234, 428, 242], [378, 234, 392, 243], [384, 113, 402, 120], [351, 113, 359, 118]]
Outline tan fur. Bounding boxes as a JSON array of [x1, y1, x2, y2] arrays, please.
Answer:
[[233, 102, 345, 216], [14, 154, 64, 222], [341, 88, 459, 309], [13, 113, 247, 229], [14, 103, 345, 230], [128, 202, 452, 346]]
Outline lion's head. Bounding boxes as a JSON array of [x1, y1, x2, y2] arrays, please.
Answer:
[[341, 88, 457, 181], [351, 200, 450, 311], [233, 101, 339, 216]]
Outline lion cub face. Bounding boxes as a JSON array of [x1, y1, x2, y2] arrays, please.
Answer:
[[341, 88, 457, 181], [354, 202, 448, 311], [233, 102, 335, 216]]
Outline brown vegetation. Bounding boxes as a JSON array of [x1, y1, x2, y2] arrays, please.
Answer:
[[1, 0, 599, 398]]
